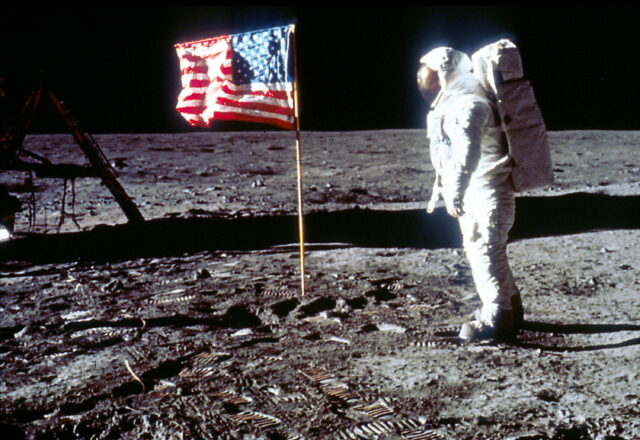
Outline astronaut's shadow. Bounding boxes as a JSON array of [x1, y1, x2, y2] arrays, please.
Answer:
[[513, 320, 640, 352], [0, 191, 638, 265], [509, 192, 639, 240]]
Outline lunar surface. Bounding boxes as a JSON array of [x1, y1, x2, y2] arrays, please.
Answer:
[[1, 129, 639, 439]]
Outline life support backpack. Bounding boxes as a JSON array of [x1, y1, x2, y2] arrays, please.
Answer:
[[471, 39, 554, 192]]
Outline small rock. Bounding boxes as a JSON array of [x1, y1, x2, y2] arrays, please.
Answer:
[[231, 328, 253, 338], [13, 326, 29, 339], [196, 268, 211, 280], [266, 385, 282, 396], [377, 323, 406, 334], [327, 336, 350, 345], [537, 389, 560, 402]]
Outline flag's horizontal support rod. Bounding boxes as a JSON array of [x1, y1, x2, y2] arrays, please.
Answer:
[[175, 25, 288, 48], [174, 34, 226, 48]]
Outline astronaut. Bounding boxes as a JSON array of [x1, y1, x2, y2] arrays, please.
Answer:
[[417, 47, 523, 341]]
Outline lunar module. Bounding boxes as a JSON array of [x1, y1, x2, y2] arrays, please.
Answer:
[[0, 80, 143, 239]]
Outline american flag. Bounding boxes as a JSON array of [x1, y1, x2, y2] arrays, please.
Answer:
[[175, 25, 295, 130]]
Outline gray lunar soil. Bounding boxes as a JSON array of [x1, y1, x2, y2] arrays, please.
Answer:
[[1, 129, 639, 440]]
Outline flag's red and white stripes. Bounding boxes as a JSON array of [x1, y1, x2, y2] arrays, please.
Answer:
[[175, 34, 295, 130]]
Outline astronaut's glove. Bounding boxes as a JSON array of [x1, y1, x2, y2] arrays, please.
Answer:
[[445, 195, 464, 218], [426, 194, 439, 214]]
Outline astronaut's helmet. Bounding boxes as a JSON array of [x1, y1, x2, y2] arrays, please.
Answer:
[[417, 47, 472, 106]]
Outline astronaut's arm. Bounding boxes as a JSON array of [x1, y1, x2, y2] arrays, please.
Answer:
[[426, 172, 440, 213], [426, 134, 442, 213], [446, 101, 490, 203]]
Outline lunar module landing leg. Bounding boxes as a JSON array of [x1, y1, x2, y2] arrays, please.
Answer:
[[0, 84, 144, 226]]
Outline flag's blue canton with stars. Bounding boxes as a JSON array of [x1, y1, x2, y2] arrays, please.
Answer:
[[231, 27, 291, 86]]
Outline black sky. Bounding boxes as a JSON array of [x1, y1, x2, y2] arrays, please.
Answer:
[[1, 5, 638, 134]]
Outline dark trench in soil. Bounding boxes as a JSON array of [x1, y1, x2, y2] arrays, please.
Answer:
[[1, 192, 638, 265]]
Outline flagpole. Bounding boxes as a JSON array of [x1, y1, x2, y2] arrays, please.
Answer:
[[291, 24, 305, 297]]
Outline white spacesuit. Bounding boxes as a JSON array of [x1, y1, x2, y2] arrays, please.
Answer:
[[418, 47, 522, 340]]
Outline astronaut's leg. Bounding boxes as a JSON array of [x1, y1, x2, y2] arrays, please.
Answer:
[[494, 182, 522, 326], [457, 182, 519, 339]]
